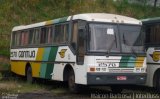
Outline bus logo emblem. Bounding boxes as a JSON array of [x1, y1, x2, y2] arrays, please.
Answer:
[[150, 51, 160, 62], [59, 49, 67, 58]]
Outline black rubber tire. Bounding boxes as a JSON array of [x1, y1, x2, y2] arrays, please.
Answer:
[[26, 67, 33, 84], [156, 73, 160, 92], [111, 85, 123, 93], [68, 70, 79, 93]]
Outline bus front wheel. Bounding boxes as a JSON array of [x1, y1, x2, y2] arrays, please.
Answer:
[[26, 67, 33, 83], [68, 70, 79, 93], [156, 72, 160, 92]]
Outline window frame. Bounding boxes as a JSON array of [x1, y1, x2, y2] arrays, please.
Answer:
[[144, 23, 160, 47], [86, 21, 145, 56], [88, 22, 120, 53], [54, 22, 70, 45], [11, 22, 70, 48]]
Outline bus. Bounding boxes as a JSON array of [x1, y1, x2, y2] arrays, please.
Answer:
[[142, 17, 160, 91], [10, 13, 146, 92]]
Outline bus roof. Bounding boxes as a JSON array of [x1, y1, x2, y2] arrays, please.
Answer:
[[142, 17, 160, 24], [12, 13, 141, 31]]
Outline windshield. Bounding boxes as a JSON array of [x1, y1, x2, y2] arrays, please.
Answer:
[[89, 23, 120, 52], [89, 23, 144, 54], [119, 25, 144, 53]]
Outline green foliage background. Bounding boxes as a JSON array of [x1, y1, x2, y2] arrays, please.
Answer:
[[0, 0, 159, 56]]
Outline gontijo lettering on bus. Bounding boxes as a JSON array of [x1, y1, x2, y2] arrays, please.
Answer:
[[10, 48, 38, 60]]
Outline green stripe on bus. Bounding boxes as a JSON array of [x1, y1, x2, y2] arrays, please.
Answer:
[[45, 64, 54, 79], [45, 47, 58, 79], [54, 17, 68, 24], [43, 47, 51, 61], [119, 56, 130, 68], [40, 47, 51, 78], [49, 47, 58, 61], [120, 56, 137, 68], [59, 17, 68, 22], [40, 63, 47, 78], [127, 57, 136, 68]]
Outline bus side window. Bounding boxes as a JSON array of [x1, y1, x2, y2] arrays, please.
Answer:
[[145, 26, 150, 44], [60, 24, 65, 43], [29, 29, 34, 45], [16, 31, 21, 46], [148, 24, 160, 45], [21, 31, 25, 45], [64, 24, 69, 43], [55, 25, 61, 44], [52, 25, 55, 44], [150, 26, 156, 44], [12, 32, 16, 46], [155, 24, 160, 44], [34, 28, 40, 45], [71, 22, 78, 51], [46, 26, 52, 44], [40, 27, 47, 44], [24, 31, 29, 45], [61, 24, 65, 43]]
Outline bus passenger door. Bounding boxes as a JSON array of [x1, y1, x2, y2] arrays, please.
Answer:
[[77, 21, 86, 65]]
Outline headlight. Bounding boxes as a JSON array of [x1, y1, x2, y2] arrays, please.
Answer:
[[135, 68, 141, 72], [141, 68, 145, 72]]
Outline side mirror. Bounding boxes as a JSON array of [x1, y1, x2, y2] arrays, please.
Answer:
[[78, 20, 87, 39], [78, 28, 86, 40], [71, 42, 76, 50]]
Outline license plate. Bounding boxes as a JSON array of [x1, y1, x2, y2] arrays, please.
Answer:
[[117, 76, 127, 80]]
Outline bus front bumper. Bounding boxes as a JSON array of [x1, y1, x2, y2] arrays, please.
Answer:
[[87, 73, 146, 85]]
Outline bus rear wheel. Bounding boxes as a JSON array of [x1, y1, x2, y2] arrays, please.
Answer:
[[26, 67, 33, 83], [68, 70, 79, 93]]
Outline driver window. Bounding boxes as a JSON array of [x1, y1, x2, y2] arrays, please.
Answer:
[[71, 22, 78, 50], [77, 29, 85, 63]]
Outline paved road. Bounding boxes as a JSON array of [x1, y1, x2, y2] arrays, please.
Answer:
[[16, 85, 160, 99]]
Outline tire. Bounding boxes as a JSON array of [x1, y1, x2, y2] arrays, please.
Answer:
[[26, 67, 33, 83], [111, 85, 123, 93], [68, 70, 79, 93], [156, 73, 160, 92]]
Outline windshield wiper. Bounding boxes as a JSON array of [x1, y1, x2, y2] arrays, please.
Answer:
[[130, 46, 137, 57], [123, 33, 136, 57], [106, 38, 116, 56], [106, 34, 118, 56]]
